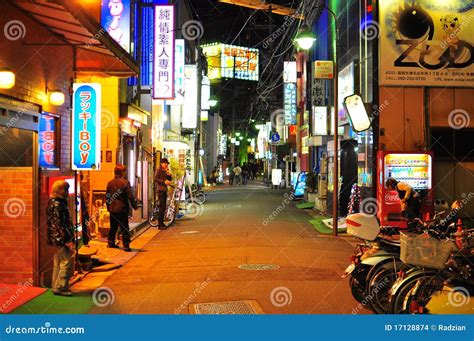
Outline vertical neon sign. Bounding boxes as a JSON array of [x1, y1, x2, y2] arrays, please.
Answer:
[[38, 113, 56, 168], [153, 5, 175, 99], [72, 83, 101, 170]]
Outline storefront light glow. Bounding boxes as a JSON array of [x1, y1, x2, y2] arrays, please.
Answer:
[[47, 89, 65, 106], [0, 69, 15, 89], [235, 140, 240, 146], [231, 137, 236, 143]]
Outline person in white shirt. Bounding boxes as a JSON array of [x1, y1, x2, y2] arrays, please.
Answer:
[[233, 165, 242, 185]]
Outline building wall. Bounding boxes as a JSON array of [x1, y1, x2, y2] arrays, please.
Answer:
[[0, 2, 74, 285]]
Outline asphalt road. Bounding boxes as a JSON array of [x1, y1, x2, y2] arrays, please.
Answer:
[[90, 182, 364, 314]]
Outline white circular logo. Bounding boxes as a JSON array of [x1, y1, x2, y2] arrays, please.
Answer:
[[448, 109, 470, 130], [4, 198, 26, 218], [92, 287, 115, 307], [360, 20, 380, 41], [448, 286, 470, 307], [270, 109, 285, 129], [270, 286, 292, 307], [361, 197, 378, 217], [186, 202, 204, 219], [182, 20, 204, 41], [4, 20, 26, 41]]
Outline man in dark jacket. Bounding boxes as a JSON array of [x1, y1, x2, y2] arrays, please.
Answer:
[[47, 180, 75, 296], [154, 158, 172, 229], [106, 165, 138, 251]]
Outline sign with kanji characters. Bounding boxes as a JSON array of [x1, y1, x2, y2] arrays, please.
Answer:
[[312, 78, 326, 107], [202, 43, 259, 81], [72, 83, 101, 170], [38, 113, 56, 169], [314, 60, 334, 79], [284, 82, 297, 125], [284, 61, 297, 83], [379, 1, 474, 87], [153, 5, 175, 99]]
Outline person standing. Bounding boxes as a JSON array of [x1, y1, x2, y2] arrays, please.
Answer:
[[80, 172, 91, 247], [228, 163, 234, 186], [233, 164, 242, 185], [106, 165, 138, 251], [47, 180, 75, 297], [154, 158, 172, 229], [242, 163, 249, 185]]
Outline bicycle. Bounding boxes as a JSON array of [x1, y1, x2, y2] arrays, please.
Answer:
[[148, 184, 182, 228]]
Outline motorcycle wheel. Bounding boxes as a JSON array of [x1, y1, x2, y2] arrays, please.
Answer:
[[365, 258, 403, 314], [148, 208, 159, 227], [389, 271, 442, 314], [349, 265, 371, 304], [193, 191, 206, 205]]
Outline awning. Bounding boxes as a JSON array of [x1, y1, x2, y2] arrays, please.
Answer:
[[10, 0, 139, 77]]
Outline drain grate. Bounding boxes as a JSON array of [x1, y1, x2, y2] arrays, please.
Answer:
[[238, 264, 280, 271], [189, 300, 264, 314]]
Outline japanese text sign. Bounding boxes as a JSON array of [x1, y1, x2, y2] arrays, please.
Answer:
[[72, 83, 101, 170], [153, 5, 175, 99], [284, 83, 297, 125], [38, 113, 56, 168]]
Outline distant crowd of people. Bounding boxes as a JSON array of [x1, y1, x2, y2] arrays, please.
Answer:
[[228, 162, 259, 186]]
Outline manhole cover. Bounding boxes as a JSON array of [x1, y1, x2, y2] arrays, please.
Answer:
[[189, 300, 264, 314], [180, 231, 199, 234], [238, 264, 280, 271]]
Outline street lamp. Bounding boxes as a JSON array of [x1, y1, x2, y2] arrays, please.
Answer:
[[294, 25, 317, 50], [209, 99, 218, 107], [294, 5, 340, 236]]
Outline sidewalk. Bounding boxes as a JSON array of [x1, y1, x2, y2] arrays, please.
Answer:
[[7, 226, 159, 314]]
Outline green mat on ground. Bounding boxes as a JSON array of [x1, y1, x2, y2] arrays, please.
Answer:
[[11, 290, 94, 314], [309, 217, 334, 235], [296, 201, 315, 209]]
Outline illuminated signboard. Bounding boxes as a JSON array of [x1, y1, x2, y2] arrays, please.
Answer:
[[167, 39, 185, 105], [153, 5, 175, 99], [182, 65, 197, 129], [101, 0, 131, 52], [38, 113, 56, 168], [312, 106, 327, 136], [284, 83, 297, 125], [72, 83, 101, 170], [202, 43, 259, 81], [338, 62, 356, 126], [201, 75, 210, 110], [283, 61, 297, 83]]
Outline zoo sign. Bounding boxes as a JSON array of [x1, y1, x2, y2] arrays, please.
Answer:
[[379, 0, 473, 87], [72, 83, 101, 170]]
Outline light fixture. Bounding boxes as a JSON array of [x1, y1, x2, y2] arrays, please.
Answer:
[[294, 25, 316, 50], [47, 88, 65, 106], [0, 68, 15, 89], [199, 148, 205, 156], [235, 141, 240, 146], [235, 132, 241, 137], [239, 136, 243, 140], [231, 137, 236, 143], [247, 138, 251, 142], [208, 99, 218, 107]]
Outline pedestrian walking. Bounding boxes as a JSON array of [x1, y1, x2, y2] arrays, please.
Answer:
[[106, 165, 138, 251], [47, 180, 75, 297], [242, 163, 249, 185], [154, 158, 172, 229], [228, 163, 234, 186], [233, 164, 242, 185]]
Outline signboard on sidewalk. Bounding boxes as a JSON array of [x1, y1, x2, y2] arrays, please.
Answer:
[[153, 5, 175, 99], [72, 83, 101, 170], [379, 1, 474, 87]]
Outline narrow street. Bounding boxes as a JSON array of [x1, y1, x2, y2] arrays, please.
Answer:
[[90, 182, 361, 314]]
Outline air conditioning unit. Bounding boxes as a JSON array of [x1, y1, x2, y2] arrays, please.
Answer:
[[318, 174, 327, 198]]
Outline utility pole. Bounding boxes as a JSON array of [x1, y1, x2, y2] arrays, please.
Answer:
[[230, 54, 236, 165]]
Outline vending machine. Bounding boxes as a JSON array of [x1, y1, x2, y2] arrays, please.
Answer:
[[376, 151, 434, 228]]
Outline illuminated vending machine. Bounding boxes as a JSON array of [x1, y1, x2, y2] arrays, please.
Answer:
[[376, 151, 434, 228]]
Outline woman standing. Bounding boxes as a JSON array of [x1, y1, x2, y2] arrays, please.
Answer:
[[47, 180, 75, 296]]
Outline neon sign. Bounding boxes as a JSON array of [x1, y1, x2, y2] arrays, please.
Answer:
[[153, 5, 175, 99], [72, 83, 101, 170], [38, 113, 56, 168]]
